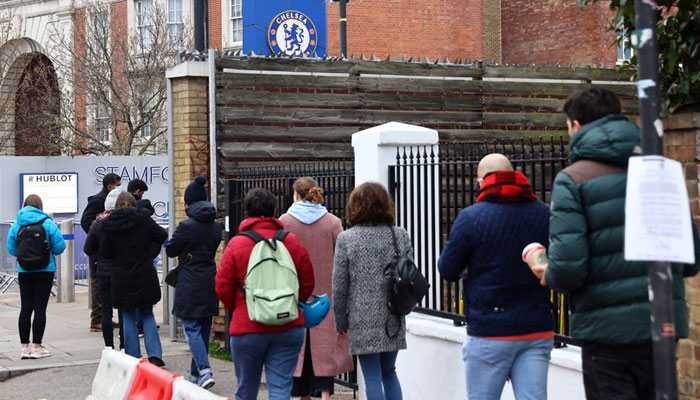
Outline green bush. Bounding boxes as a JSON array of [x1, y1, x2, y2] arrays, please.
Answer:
[[580, 0, 700, 113]]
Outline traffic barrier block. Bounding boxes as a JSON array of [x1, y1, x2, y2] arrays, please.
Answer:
[[126, 361, 179, 400], [172, 379, 231, 400], [86, 348, 144, 400]]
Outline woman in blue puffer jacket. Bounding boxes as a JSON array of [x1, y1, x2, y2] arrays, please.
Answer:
[[7, 194, 66, 360]]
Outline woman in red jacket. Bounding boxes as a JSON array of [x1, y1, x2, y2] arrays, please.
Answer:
[[216, 188, 314, 400]]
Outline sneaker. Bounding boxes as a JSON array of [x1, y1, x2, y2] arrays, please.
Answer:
[[29, 345, 51, 359], [148, 356, 165, 367], [20, 347, 31, 359], [187, 375, 198, 384], [198, 373, 215, 390]]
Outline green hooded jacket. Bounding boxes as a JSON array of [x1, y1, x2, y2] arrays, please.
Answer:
[[546, 114, 700, 345]]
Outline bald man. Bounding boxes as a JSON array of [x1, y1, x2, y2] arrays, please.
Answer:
[[438, 153, 552, 400]]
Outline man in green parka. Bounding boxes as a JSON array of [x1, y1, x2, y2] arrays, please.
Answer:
[[538, 87, 700, 400]]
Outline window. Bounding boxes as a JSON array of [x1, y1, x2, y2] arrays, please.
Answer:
[[140, 123, 153, 138], [91, 10, 110, 60], [167, 0, 184, 47], [230, 0, 242, 45], [95, 103, 110, 143], [617, 31, 632, 64], [135, 0, 154, 51]]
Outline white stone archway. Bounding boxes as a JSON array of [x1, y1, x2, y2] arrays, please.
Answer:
[[0, 37, 59, 155]]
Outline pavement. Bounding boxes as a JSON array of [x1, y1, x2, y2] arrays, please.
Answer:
[[0, 283, 356, 399]]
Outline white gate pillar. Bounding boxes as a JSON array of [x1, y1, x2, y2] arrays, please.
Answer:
[[352, 122, 438, 188]]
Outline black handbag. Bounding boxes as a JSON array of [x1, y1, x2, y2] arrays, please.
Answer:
[[165, 253, 192, 287], [164, 266, 179, 287], [384, 226, 430, 316]]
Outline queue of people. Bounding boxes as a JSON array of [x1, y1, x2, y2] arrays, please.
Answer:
[[8, 87, 700, 400]]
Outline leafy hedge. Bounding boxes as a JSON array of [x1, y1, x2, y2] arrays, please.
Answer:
[[580, 0, 700, 113]]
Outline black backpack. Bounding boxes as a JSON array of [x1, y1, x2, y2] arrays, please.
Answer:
[[384, 226, 430, 318], [16, 217, 51, 270]]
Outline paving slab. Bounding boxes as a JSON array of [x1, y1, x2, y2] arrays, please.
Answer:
[[0, 286, 189, 382]]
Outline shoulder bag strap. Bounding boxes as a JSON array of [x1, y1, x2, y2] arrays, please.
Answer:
[[389, 225, 400, 257]]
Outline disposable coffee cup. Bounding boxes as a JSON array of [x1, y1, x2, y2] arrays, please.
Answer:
[[522, 242, 547, 268]]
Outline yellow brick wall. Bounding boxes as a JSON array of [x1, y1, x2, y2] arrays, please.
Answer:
[[171, 75, 229, 338]]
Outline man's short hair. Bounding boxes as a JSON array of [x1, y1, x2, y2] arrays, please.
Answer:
[[102, 173, 121, 189], [127, 179, 148, 194], [563, 87, 622, 126], [243, 188, 277, 218]]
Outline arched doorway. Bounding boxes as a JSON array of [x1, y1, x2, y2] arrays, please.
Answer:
[[14, 53, 60, 156]]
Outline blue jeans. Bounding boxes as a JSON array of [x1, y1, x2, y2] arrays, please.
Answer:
[[357, 351, 402, 400], [462, 335, 553, 400], [181, 317, 213, 378], [122, 306, 162, 359], [229, 327, 304, 400]]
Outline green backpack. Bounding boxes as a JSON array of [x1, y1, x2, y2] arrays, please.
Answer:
[[239, 230, 299, 325]]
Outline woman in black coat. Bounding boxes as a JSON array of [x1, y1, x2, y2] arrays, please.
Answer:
[[165, 176, 222, 389], [101, 192, 168, 364]]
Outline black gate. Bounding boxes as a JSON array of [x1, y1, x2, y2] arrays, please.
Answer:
[[226, 161, 355, 237], [388, 137, 578, 346], [224, 160, 359, 392]]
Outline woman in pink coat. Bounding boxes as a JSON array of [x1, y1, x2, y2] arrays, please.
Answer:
[[280, 177, 354, 400]]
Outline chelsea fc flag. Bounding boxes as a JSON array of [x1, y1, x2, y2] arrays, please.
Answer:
[[243, 0, 328, 57]]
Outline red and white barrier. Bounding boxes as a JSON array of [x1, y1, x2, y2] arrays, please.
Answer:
[[86, 348, 144, 400], [126, 360, 179, 400], [86, 349, 232, 400]]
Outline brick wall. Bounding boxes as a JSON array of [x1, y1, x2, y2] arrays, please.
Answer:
[[501, 0, 617, 66], [73, 8, 87, 147], [482, 0, 502, 62], [171, 76, 210, 226], [326, 0, 484, 60], [111, 1, 129, 153], [170, 74, 229, 336], [665, 113, 700, 400], [209, 0, 222, 50]]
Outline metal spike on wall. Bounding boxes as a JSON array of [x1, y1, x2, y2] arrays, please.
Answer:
[[407, 56, 414, 63], [442, 57, 450, 65], [371, 54, 380, 61], [401, 55, 407, 62], [423, 56, 431, 64], [385, 55, 392, 62]]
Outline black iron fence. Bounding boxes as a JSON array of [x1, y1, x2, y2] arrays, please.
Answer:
[[225, 160, 358, 391], [388, 137, 578, 346], [226, 161, 355, 237]]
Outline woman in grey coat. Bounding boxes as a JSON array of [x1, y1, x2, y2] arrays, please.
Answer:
[[332, 182, 412, 400]]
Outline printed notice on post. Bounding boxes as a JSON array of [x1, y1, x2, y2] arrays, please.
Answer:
[[625, 156, 695, 264]]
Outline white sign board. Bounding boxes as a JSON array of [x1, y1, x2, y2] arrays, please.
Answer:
[[625, 156, 695, 264], [20, 173, 79, 215]]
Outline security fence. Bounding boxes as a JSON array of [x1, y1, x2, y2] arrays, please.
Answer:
[[388, 137, 577, 346]]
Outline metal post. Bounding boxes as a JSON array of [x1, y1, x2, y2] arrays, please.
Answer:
[[57, 219, 74, 303], [634, 1, 677, 399], [339, 0, 347, 57], [166, 76, 177, 340]]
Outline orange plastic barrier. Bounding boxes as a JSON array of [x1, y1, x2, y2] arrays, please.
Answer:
[[125, 361, 180, 400]]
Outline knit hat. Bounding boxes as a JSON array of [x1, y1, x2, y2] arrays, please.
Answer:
[[184, 176, 207, 206], [104, 188, 122, 211]]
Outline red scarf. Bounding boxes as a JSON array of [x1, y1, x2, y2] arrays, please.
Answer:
[[476, 170, 537, 203]]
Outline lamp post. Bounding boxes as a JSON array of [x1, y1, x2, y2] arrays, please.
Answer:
[[332, 0, 348, 57], [633, 0, 677, 398]]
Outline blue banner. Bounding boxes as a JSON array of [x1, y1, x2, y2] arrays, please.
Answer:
[[243, 0, 327, 57]]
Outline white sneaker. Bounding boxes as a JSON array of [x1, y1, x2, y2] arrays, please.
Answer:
[[20, 347, 31, 359], [29, 345, 51, 359]]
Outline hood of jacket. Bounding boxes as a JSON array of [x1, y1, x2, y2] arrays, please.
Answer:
[[568, 114, 640, 166], [186, 200, 217, 222], [102, 207, 152, 233], [16, 206, 50, 226], [285, 201, 328, 225], [238, 216, 284, 233]]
